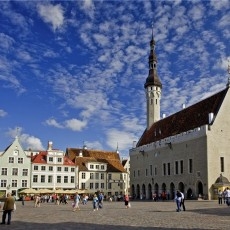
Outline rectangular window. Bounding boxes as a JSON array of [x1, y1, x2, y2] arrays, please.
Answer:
[[22, 169, 28, 176], [167, 163, 170, 175], [18, 158, 23, 163], [180, 160, 184, 174], [90, 183, 94, 189], [134, 170, 136, 177], [220, 157, 224, 172], [22, 180, 27, 187], [9, 157, 14, 163], [49, 166, 53, 171], [41, 166, 46, 171], [58, 158, 62, 163], [95, 173, 99, 180], [70, 176, 74, 183], [90, 173, 94, 179], [41, 175, 45, 183], [150, 165, 153, 176], [90, 165, 94, 169], [48, 175, 53, 183], [154, 167, 157, 176], [57, 176, 61, 183], [138, 170, 140, 176], [57, 167, 62, 172], [12, 180, 17, 187], [145, 169, 148, 176], [1, 180, 7, 187], [33, 175, 38, 183], [34, 165, 38, 171], [189, 159, 193, 173], [1, 168, 7, 175], [108, 174, 112, 180], [12, 168, 18, 176], [82, 173, 86, 179], [101, 165, 105, 170], [163, 163, 166, 176], [49, 157, 53, 162], [64, 167, 68, 172], [108, 183, 112, 189], [101, 173, 104, 180], [81, 183, 85, 189], [101, 183, 104, 189], [95, 183, 99, 189], [71, 168, 75, 172], [96, 165, 99, 169], [64, 176, 68, 183], [175, 161, 179, 175]]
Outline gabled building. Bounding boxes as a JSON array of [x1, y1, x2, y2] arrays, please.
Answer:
[[31, 141, 77, 190], [0, 136, 31, 198], [66, 147, 128, 197], [129, 32, 230, 200]]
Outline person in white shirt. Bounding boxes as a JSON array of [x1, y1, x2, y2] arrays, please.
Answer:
[[174, 190, 182, 212], [180, 191, 186, 211], [225, 187, 230, 206]]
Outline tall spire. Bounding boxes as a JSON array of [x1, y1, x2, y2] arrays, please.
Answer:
[[227, 59, 230, 88], [144, 25, 162, 129]]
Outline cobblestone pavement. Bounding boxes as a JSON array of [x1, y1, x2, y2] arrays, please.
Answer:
[[0, 200, 230, 229]]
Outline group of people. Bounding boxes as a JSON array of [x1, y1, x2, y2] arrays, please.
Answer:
[[218, 187, 230, 205], [72, 192, 105, 211]]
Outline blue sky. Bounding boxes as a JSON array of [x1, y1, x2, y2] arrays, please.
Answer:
[[0, 0, 229, 157]]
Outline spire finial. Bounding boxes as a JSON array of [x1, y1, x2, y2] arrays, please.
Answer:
[[116, 142, 119, 154], [151, 22, 154, 39]]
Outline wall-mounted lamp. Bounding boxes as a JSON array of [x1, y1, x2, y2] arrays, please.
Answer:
[[139, 150, 145, 156], [165, 142, 172, 150]]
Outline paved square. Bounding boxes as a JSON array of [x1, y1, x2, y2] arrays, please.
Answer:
[[1, 200, 229, 229]]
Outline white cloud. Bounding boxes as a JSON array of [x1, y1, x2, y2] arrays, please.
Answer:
[[6, 127, 44, 150], [0, 109, 7, 117], [45, 118, 63, 128], [106, 129, 138, 152], [64, 119, 87, 131], [37, 3, 64, 31]]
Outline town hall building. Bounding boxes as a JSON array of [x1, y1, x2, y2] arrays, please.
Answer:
[[129, 32, 230, 200]]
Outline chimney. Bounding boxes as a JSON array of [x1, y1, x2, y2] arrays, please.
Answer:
[[162, 113, 166, 118], [182, 104, 186, 109], [47, 141, 53, 150], [79, 150, 83, 157], [209, 113, 214, 124]]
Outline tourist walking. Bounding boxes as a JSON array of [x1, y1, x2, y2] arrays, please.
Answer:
[[98, 192, 104, 209], [93, 194, 98, 211], [218, 190, 223, 205], [73, 192, 81, 211], [180, 191, 186, 211], [124, 194, 130, 208], [1, 192, 15, 225], [174, 190, 182, 212]]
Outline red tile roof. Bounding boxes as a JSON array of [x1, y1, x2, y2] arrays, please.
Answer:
[[137, 88, 228, 147], [31, 151, 75, 166], [66, 148, 126, 173]]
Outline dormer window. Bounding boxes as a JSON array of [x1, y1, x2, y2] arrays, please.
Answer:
[[90, 165, 94, 169]]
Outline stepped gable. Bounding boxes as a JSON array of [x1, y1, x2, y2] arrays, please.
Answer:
[[66, 148, 126, 172], [137, 88, 228, 147]]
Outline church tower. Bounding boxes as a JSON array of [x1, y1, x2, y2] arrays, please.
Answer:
[[144, 28, 162, 129]]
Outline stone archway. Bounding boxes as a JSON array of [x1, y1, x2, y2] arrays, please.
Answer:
[[141, 184, 146, 199], [178, 182, 185, 193], [197, 181, 203, 197], [131, 184, 135, 199], [187, 188, 193, 199], [148, 183, 152, 200], [136, 184, 140, 199], [170, 182, 175, 199], [161, 183, 167, 200]]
